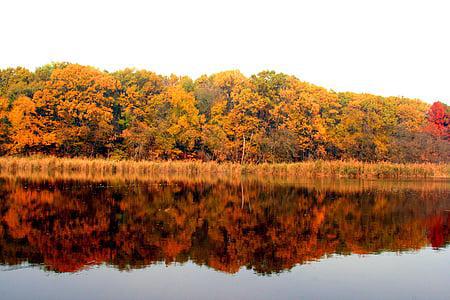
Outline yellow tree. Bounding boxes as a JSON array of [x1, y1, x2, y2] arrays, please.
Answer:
[[0, 67, 35, 100], [273, 78, 334, 160], [114, 69, 165, 158], [199, 71, 249, 161], [121, 82, 202, 159], [334, 93, 399, 161], [152, 86, 203, 158], [33, 64, 120, 156], [7, 96, 56, 154], [202, 99, 233, 161], [228, 88, 266, 162]]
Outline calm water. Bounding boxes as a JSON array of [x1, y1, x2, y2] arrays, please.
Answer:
[[0, 177, 449, 299]]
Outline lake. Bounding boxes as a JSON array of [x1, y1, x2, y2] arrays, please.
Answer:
[[0, 176, 449, 299]]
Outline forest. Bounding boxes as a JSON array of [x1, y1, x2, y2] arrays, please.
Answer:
[[0, 63, 449, 163]]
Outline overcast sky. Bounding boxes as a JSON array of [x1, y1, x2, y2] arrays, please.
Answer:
[[1, 0, 449, 104]]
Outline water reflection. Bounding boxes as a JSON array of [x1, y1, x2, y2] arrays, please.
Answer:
[[0, 178, 448, 274]]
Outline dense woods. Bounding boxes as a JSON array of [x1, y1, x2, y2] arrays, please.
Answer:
[[0, 63, 448, 162]]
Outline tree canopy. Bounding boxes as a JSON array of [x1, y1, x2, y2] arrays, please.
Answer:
[[0, 63, 448, 162]]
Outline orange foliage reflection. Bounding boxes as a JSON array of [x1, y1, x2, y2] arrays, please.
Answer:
[[0, 178, 449, 274]]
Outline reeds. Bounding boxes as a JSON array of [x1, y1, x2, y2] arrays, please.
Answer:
[[0, 156, 448, 179]]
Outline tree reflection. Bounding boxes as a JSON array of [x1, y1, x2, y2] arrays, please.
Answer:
[[0, 179, 449, 274]]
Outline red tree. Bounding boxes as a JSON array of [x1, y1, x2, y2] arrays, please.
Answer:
[[424, 101, 449, 140]]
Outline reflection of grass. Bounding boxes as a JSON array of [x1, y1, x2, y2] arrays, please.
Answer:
[[0, 156, 448, 181], [1, 173, 449, 193]]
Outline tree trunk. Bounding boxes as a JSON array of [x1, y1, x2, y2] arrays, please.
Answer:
[[241, 134, 246, 164]]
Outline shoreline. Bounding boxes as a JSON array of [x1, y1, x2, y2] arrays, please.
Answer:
[[0, 156, 448, 179]]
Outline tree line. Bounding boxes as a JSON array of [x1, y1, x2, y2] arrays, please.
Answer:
[[0, 63, 448, 162]]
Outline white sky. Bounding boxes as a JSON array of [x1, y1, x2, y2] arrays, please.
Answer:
[[1, 0, 449, 104]]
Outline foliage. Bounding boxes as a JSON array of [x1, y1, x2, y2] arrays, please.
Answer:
[[0, 63, 448, 162]]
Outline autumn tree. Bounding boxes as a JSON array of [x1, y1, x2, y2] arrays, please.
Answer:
[[118, 71, 202, 159], [33, 64, 120, 156], [425, 101, 449, 140], [199, 71, 249, 161], [334, 94, 403, 161], [6, 96, 52, 154], [0, 67, 36, 100], [113, 69, 166, 158], [0, 63, 447, 163]]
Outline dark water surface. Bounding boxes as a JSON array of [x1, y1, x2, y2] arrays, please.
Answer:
[[0, 177, 449, 299]]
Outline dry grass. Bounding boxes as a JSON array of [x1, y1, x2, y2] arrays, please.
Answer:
[[0, 156, 448, 180]]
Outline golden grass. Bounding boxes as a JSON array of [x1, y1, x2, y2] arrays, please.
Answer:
[[0, 156, 448, 180]]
